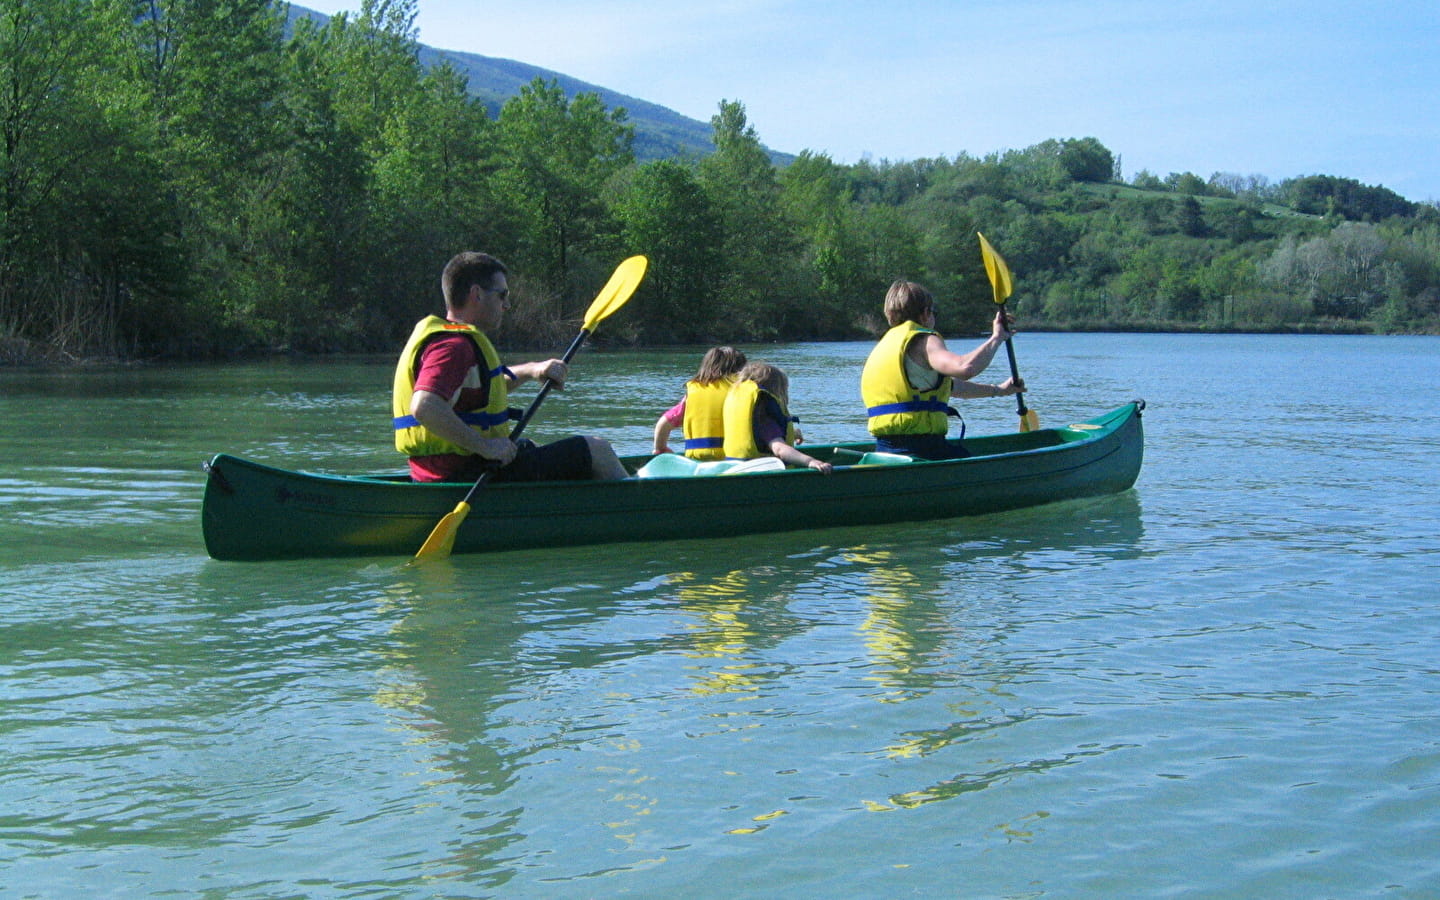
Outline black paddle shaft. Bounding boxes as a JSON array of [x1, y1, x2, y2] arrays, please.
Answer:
[[998, 304, 1030, 418], [455, 328, 590, 507], [509, 327, 589, 442]]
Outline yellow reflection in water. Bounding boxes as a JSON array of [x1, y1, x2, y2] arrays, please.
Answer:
[[673, 569, 764, 696], [847, 548, 920, 704], [726, 808, 788, 834]]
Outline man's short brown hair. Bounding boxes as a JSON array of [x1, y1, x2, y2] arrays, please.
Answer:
[[441, 252, 508, 310]]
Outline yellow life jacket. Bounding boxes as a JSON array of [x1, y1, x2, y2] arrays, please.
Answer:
[[860, 321, 956, 436], [722, 380, 797, 460], [392, 316, 511, 457], [681, 378, 734, 460]]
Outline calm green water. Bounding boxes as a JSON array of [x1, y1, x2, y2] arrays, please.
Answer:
[[3, 334, 1438, 898]]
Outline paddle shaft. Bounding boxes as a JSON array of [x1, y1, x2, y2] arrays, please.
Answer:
[[452, 327, 590, 508], [997, 303, 1031, 418]]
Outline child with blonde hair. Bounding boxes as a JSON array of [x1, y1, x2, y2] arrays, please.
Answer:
[[722, 362, 832, 474]]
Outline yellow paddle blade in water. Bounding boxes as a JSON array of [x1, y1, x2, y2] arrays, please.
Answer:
[[1019, 409, 1040, 432], [977, 232, 1013, 305], [414, 500, 471, 561]]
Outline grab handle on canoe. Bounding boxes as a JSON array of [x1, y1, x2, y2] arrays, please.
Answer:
[[202, 459, 235, 495]]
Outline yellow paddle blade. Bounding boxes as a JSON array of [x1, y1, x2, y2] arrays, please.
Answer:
[[582, 255, 648, 331], [976, 232, 1013, 304], [413, 500, 471, 561], [1019, 409, 1040, 433]]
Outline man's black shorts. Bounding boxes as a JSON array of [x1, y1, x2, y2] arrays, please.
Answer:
[[487, 435, 594, 482]]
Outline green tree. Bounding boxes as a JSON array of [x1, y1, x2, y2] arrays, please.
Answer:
[[1377, 218, 1440, 324], [1174, 196, 1208, 237], [698, 100, 795, 337], [1, 0, 180, 357], [1281, 175, 1415, 221], [780, 151, 879, 335], [612, 159, 722, 341], [1167, 172, 1208, 196], [226, 11, 372, 351], [1000, 137, 1114, 190], [496, 78, 634, 305], [128, 0, 285, 182], [1196, 248, 1261, 326], [1110, 240, 1210, 321], [224, 0, 441, 352], [367, 62, 499, 341], [1208, 202, 1260, 243], [1056, 137, 1116, 183], [1130, 169, 1166, 191], [848, 203, 926, 332], [108, 0, 295, 353], [999, 212, 1080, 285], [2, 0, 95, 343]]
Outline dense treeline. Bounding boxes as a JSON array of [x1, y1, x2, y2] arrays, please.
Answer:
[[4, 0, 1438, 364]]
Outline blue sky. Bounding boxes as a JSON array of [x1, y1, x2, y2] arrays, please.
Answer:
[[299, 0, 1438, 202]]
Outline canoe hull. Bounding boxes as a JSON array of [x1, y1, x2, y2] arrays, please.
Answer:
[[202, 401, 1145, 561]]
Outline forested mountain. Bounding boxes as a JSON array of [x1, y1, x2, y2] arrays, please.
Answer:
[[289, 4, 789, 164], [2, 0, 1436, 365]]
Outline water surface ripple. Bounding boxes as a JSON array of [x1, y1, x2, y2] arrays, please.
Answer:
[[3, 335, 1438, 898]]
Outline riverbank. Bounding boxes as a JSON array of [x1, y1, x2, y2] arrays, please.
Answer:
[[10, 319, 1440, 368]]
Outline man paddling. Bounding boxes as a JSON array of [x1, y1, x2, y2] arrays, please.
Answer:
[[392, 251, 627, 483]]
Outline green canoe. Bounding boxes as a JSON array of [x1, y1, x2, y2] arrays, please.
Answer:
[[201, 400, 1145, 561]]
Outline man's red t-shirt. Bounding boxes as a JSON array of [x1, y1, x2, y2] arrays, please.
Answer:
[[408, 334, 491, 482]]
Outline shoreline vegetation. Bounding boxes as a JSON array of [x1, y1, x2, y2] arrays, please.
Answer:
[[4, 0, 1438, 369], [4, 321, 1411, 371]]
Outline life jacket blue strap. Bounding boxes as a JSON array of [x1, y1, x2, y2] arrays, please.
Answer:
[[684, 437, 724, 450], [395, 360, 518, 430], [393, 408, 515, 430], [760, 396, 799, 425], [461, 410, 515, 427], [866, 398, 960, 418]]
